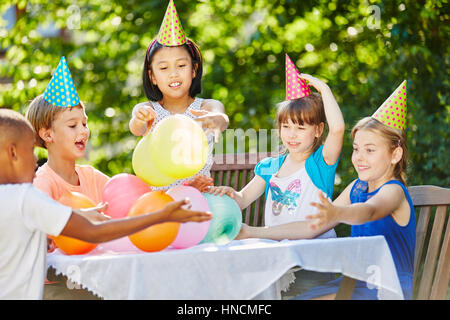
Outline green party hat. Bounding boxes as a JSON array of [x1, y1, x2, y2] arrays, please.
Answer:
[[43, 56, 80, 107], [156, 0, 186, 46], [372, 80, 407, 130]]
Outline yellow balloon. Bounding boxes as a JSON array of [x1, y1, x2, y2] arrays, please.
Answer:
[[132, 133, 177, 187], [150, 115, 209, 179]]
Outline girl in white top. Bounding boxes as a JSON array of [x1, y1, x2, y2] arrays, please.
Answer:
[[129, 39, 229, 191], [208, 71, 345, 298], [209, 73, 345, 241]]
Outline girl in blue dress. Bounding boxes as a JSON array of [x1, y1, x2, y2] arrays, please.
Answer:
[[296, 81, 416, 299]]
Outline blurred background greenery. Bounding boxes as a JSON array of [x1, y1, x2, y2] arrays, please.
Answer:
[[1, 0, 448, 196]]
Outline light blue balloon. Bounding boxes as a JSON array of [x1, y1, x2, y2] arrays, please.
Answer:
[[200, 193, 242, 245]]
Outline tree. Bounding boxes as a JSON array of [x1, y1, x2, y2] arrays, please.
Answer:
[[1, 0, 448, 193]]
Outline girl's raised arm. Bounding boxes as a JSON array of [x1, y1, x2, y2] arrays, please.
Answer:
[[298, 74, 345, 166]]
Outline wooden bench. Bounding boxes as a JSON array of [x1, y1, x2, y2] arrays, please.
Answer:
[[211, 153, 450, 300], [410, 185, 450, 300], [211, 153, 271, 227]]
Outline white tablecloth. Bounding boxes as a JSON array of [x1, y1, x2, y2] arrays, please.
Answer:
[[47, 235, 404, 300]]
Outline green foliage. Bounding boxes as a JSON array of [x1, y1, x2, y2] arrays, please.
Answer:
[[1, 0, 448, 195]]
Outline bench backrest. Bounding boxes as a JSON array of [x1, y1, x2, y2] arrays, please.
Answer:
[[211, 153, 272, 227], [211, 153, 450, 300], [409, 185, 450, 300]]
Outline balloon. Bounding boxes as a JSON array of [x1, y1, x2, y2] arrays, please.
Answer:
[[128, 191, 180, 252], [166, 186, 210, 249], [102, 173, 151, 219], [97, 237, 139, 253], [132, 132, 178, 187], [150, 115, 209, 179], [52, 192, 98, 255], [200, 193, 242, 245]]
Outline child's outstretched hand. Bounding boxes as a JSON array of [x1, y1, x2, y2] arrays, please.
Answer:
[[78, 202, 111, 223], [163, 199, 213, 223], [305, 191, 338, 230], [182, 175, 213, 192], [190, 109, 227, 143], [297, 73, 331, 94], [206, 185, 237, 199]]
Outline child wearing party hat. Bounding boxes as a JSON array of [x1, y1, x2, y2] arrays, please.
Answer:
[[292, 80, 416, 300], [209, 54, 345, 241], [25, 56, 113, 298], [129, 0, 229, 191], [0, 109, 211, 299], [26, 57, 110, 208], [208, 54, 345, 297]]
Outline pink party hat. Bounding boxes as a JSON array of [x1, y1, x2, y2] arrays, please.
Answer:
[[372, 80, 407, 130], [156, 0, 186, 46], [285, 54, 312, 100]]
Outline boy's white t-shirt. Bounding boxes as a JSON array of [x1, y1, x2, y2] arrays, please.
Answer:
[[0, 183, 72, 299]]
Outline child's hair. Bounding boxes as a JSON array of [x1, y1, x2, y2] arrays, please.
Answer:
[[142, 38, 203, 101], [25, 94, 84, 148], [0, 109, 34, 143], [351, 116, 408, 185], [276, 92, 326, 153]]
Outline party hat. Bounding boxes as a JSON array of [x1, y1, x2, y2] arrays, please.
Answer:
[[285, 54, 312, 100], [372, 80, 407, 130], [43, 57, 80, 107], [156, 0, 186, 46]]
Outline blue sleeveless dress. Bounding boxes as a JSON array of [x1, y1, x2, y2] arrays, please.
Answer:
[[293, 179, 416, 300]]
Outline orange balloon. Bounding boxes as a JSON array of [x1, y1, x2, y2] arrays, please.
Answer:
[[51, 192, 98, 255], [128, 191, 180, 252]]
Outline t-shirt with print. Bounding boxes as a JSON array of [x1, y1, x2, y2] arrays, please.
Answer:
[[254, 145, 339, 238]]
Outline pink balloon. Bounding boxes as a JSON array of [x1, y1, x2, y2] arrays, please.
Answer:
[[102, 173, 151, 219], [166, 185, 210, 249], [97, 237, 141, 253]]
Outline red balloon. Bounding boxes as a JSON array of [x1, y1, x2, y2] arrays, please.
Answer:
[[102, 173, 151, 219]]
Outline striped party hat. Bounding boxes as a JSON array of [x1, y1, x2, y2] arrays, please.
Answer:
[[285, 54, 312, 100], [156, 0, 186, 46], [372, 80, 407, 130], [43, 57, 80, 107]]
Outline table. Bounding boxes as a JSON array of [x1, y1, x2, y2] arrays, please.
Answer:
[[46, 235, 404, 300]]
